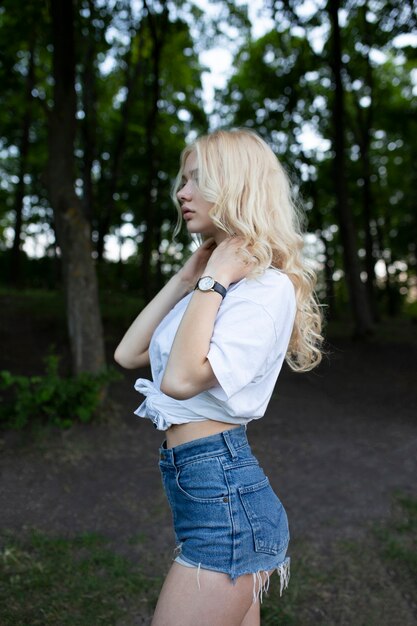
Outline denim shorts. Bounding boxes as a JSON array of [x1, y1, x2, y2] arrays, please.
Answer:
[[159, 425, 290, 597]]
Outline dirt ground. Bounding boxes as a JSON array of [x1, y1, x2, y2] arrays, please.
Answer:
[[1, 298, 417, 624]]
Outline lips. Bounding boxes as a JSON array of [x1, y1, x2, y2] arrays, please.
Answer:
[[182, 206, 195, 219]]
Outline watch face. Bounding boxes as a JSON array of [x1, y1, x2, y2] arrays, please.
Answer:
[[198, 276, 215, 291]]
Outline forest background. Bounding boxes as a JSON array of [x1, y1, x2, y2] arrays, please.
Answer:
[[1, 0, 416, 378], [1, 2, 417, 625]]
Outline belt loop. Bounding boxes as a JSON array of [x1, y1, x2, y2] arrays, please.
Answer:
[[222, 430, 237, 460]]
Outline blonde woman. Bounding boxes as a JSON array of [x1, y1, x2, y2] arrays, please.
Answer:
[[115, 128, 323, 626]]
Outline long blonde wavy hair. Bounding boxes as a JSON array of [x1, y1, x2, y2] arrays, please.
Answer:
[[172, 128, 323, 372]]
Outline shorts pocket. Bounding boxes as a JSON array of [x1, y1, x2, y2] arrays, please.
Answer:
[[238, 478, 289, 556], [176, 458, 230, 503]]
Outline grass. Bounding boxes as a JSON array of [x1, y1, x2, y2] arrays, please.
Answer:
[[0, 287, 143, 329], [373, 492, 417, 591], [325, 314, 417, 344], [0, 531, 161, 626], [261, 492, 417, 626], [1, 494, 416, 626]]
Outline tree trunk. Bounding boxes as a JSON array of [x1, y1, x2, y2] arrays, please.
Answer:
[[327, 0, 373, 336], [47, 0, 105, 374], [80, 0, 97, 224], [140, 1, 168, 300]]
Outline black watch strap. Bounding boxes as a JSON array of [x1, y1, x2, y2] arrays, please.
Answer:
[[211, 281, 227, 298], [195, 276, 227, 299]]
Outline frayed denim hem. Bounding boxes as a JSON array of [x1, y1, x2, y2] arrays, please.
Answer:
[[174, 550, 290, 604]]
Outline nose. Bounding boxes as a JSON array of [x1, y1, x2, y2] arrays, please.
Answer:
[[177, 181, 191, 202]]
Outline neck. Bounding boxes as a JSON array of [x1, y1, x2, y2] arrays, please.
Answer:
[[213, 230, 229, 246]]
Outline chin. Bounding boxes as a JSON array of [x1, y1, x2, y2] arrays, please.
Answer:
[[187, 224, 205, 235], [185, 221, 216, 239]]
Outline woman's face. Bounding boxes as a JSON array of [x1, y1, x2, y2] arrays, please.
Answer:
[[177, 151, 222, 241]]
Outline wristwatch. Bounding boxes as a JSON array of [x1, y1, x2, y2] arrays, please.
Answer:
[[195, 276, 227, 299]]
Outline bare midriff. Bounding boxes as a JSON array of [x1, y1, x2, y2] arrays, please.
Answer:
[[165, 419, 241, 449]]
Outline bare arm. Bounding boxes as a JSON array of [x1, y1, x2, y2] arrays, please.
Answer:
[[114, 239, 217, 369], [114, 274, 189, 369], [161, 238, 253, 399], [160, 288, 225, 398]]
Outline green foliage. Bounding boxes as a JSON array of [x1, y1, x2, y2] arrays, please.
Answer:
[[1, 0, 416, 318], [0, 355, 121, 430], [0, 531, 160, 625], [374, 493, 417, 581], [217, 1, 417, 318], [0, 0, 209, 298]]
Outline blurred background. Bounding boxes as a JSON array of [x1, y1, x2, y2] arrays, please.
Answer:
[[0, 2, 416, 625], [0, 0, 416, 376]]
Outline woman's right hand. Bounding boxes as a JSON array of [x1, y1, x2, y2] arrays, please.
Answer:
[[177, 238, 217, 292], [202, 236, 255, 288]]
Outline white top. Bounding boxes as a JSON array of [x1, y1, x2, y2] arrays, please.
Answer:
[[134, 268, 297, 431]]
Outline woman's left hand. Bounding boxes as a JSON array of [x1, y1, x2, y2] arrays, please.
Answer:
[[202, 237, 254, 288]]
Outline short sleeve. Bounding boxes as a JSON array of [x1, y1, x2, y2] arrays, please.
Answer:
[[206, 298, 277, 401]]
